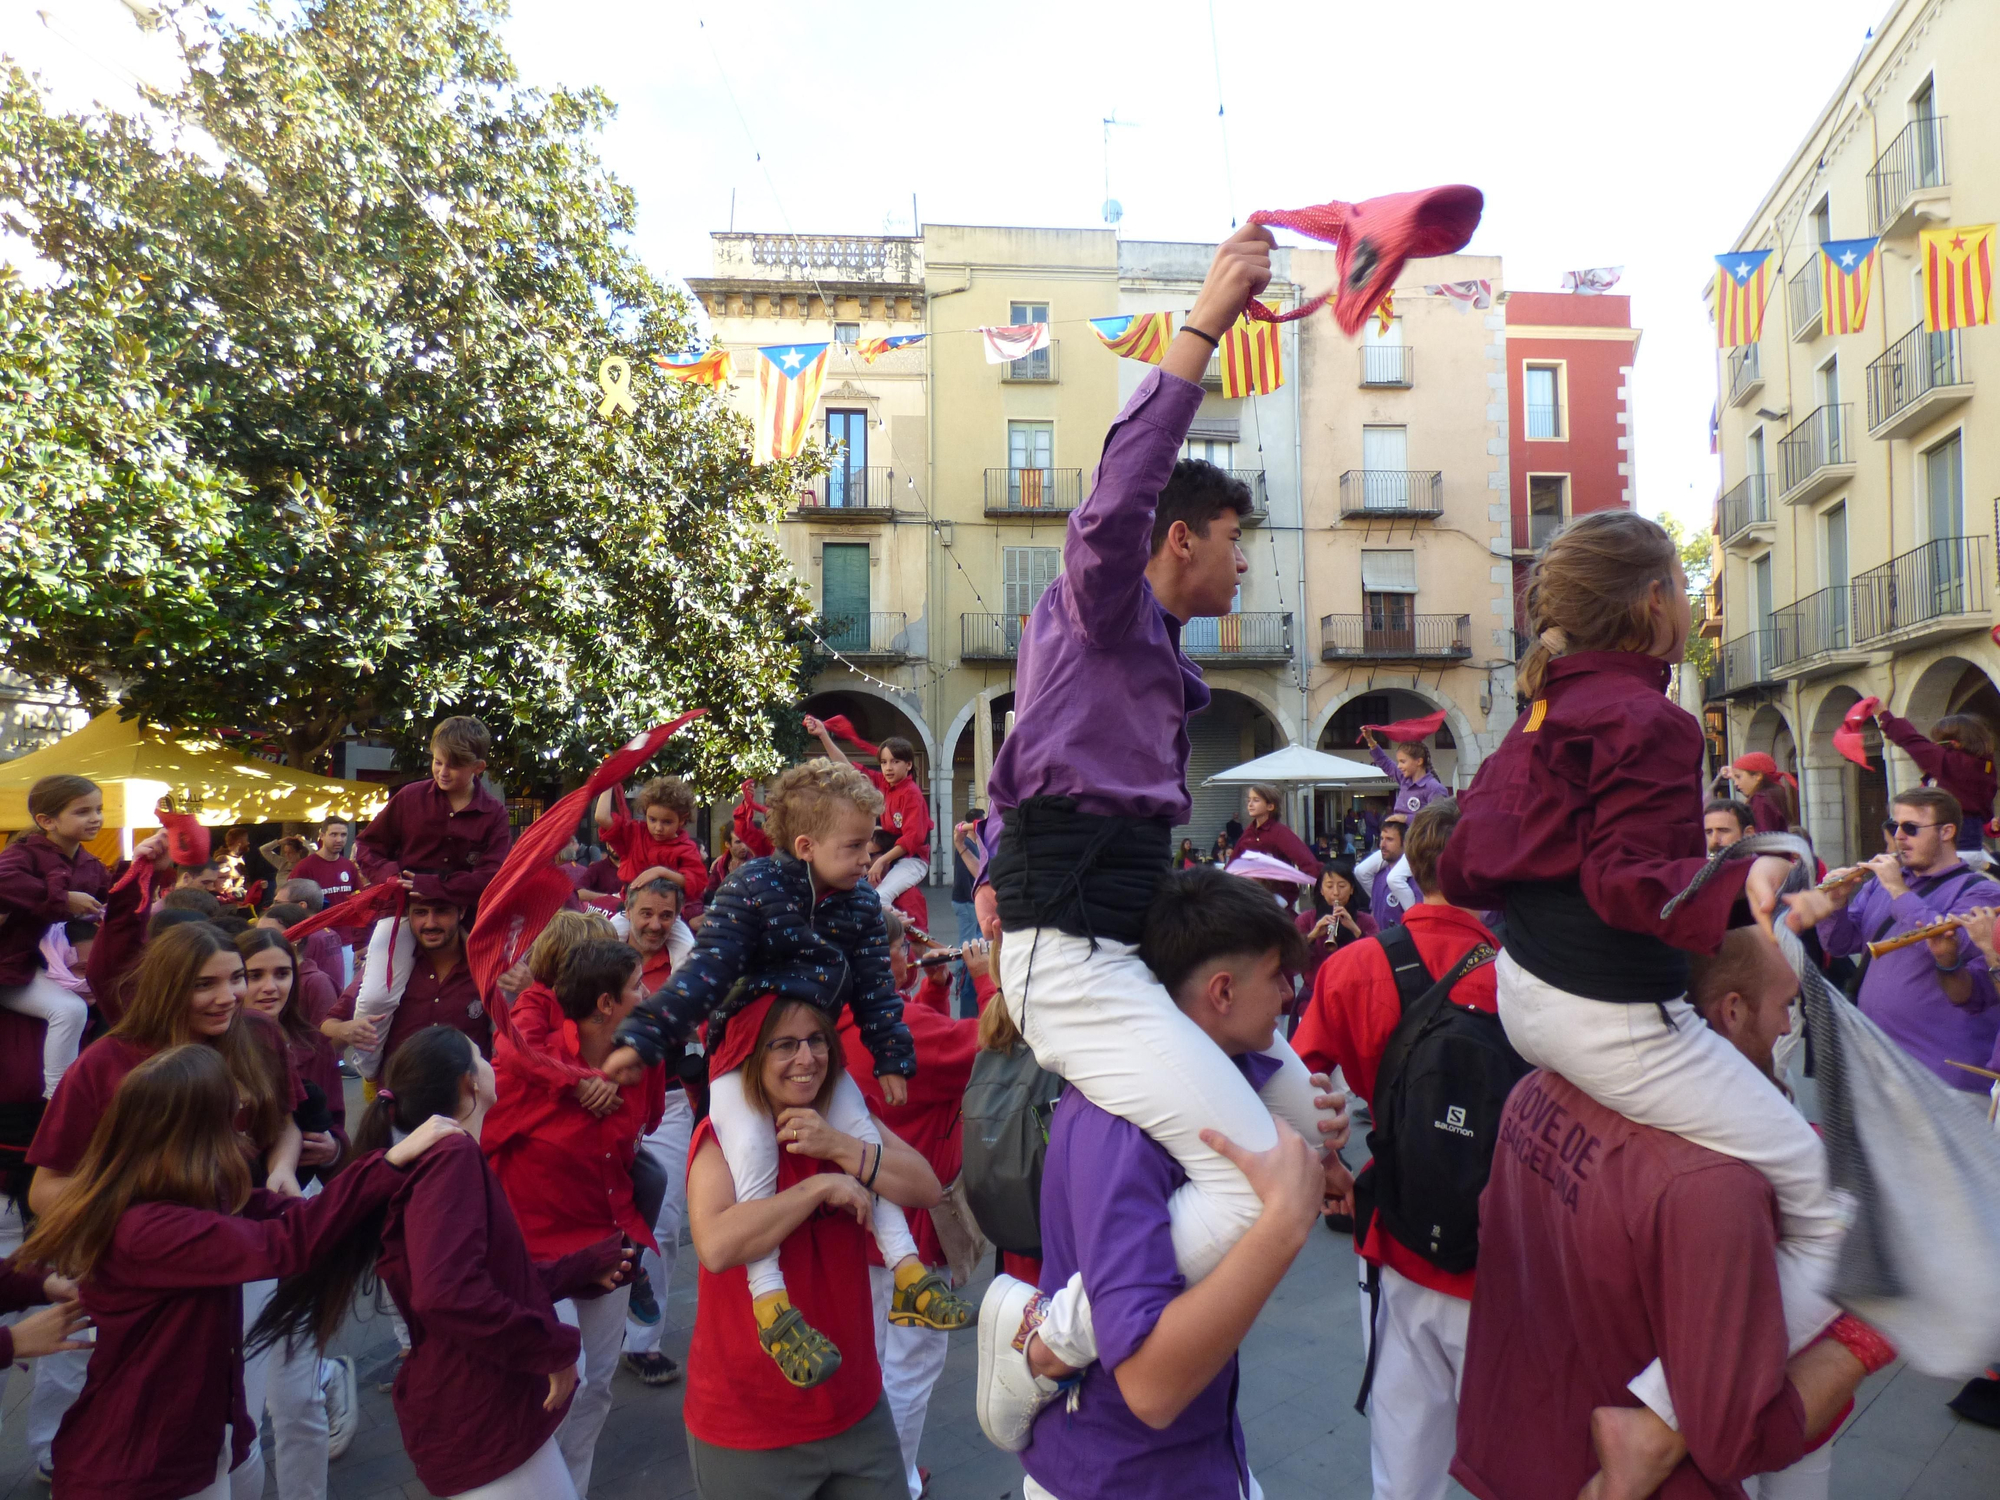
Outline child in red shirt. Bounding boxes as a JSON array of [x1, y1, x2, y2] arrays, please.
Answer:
[[806, 717, 933, 907], [595, 774, 710, 911]]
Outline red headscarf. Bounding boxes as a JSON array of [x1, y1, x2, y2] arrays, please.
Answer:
[[1730, 751, 1798, 790], [1245, 185, 1485, 336], [733, 779, 773, 859]]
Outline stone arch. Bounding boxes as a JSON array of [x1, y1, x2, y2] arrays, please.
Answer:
[[1181, 688, 1292, 853], [1310, 684, 1479, 789], [1897, 655, 2000, 740], [1804, 685, 1887, 867], [799, 685, 936, 770], [1742, 703, 1798, 774]]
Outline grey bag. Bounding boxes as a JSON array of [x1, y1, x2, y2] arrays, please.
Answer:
[[960, 1040, 1065, 1257]]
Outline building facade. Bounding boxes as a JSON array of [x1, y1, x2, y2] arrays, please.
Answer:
[[1708, 0, 2000, 867]]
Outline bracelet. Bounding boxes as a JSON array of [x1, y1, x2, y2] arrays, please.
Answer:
[[863, 1142, 882, 1191], [1935, 954, 1966, 973], [1180, 323, 1221, 349]]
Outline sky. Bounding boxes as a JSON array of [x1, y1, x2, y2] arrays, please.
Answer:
[[5, 0, 1896, 538]]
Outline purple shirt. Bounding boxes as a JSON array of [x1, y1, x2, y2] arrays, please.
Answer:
[[1369, 746, 1449, 818], [984, 370, 1209, 869], [1021, 1050, 1280, 1499], [1817, 860, 2000, 1092]]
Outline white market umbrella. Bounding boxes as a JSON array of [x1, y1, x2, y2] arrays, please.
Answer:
[[1202, 745, 1394, 789]]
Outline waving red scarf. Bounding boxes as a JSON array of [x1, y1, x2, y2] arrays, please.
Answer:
[[108, 801, 210, 901], [1833, 696, 1880, 770], [733, 778, 773, 859], [1361, 709, 1448, 745], [1245, 185, 1484, 336]]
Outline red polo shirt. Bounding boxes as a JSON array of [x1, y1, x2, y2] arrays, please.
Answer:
[[864, 770, 932, 866], [602, 803, 709, 901]]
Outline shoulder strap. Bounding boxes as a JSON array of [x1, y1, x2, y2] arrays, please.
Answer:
[[1374, 923, 1432, 1012], [1376, 940, 1501, 1105]]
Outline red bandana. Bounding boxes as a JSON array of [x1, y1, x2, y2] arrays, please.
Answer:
[[1246, 185, 1484, 336], [1361, 709, 1448, 745]]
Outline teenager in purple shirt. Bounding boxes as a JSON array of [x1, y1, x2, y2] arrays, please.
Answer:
[[972, 230, 1345, 1432], [980, 870, 1328, 1493]]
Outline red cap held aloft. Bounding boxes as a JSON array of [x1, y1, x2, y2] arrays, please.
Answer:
[[1247, 185, 1485, 336]]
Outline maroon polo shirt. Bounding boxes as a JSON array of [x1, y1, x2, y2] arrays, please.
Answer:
[[381, 942, 492, 1064], [0, 833, 110, 987], [356, 778, 512, 912]]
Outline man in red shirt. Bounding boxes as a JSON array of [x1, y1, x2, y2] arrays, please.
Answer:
[[1292, 798, 1497, 1499], [291, 819, 366, 983], [356, 716, 512, 915], [343, 895, 492, 1069]]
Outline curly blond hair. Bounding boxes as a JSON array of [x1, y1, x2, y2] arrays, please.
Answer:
[[526, 909, 619, 986], [764, 757, 884, 856]]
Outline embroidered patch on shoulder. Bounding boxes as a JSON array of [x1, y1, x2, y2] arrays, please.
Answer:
[[1525, 699, 1548, 732]]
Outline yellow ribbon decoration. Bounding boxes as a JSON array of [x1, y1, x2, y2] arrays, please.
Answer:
[[596, 356, 637, 419]]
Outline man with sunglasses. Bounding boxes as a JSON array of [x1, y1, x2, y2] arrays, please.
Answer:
[[1788, 786, 2000, 1092]]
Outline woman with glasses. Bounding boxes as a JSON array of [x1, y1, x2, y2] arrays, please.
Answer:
[[681, 995, 945, 1500]]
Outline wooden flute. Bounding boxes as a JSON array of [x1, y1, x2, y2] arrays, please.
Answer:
[[1865, 916, 1964, 958]]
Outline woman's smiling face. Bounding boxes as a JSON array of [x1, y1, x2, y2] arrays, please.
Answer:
[[189, 950, 245, 1038], [241, 947, 293, 1020], [759, 1005, 829, 1110]]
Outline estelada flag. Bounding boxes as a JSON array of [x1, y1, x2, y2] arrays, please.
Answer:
[[1819, 238, 1878, 335], [856, 334, 925, 364], [753, 343, 831, 462], [1220, 304, 1284, 398], [1713, 250, 1773, 347], [1922, 224, 1996, 332], [652, 348, 735, 387], [1088, 313, 1174, 364]]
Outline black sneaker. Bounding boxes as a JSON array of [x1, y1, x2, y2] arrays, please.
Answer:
[[627, 1268, 660, 1326], [1949, 1376, 2000, 1429], [621, 1351, 681, 1386]]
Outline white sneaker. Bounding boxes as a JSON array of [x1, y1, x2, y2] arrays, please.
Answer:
[[322, 1355, 359, 1460], [975, 1274, 1060, 1453]]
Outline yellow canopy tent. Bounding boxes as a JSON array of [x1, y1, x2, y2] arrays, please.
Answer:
[[0, 711, 389, 863]]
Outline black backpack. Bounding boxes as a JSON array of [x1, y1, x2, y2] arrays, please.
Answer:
[[960, 1040, 1065, 1256], [1352, 922, 1524, 1410]]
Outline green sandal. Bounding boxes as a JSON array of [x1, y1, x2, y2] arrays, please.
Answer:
[[759, 1305, 843, 1388], [889, 1268, 974, 1331]]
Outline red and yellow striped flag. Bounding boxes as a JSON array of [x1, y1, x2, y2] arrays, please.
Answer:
[[1819, 239, 1877, 335], [1712, 251, 1773, 347], [651, 348, 734, 387], [1922, 224, 1996, 332], [1220, 302, 1284, 398]]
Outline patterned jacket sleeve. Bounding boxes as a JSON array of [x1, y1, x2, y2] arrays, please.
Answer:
[[842, 884, 916, 1078], [615, 868, 761, 1065]]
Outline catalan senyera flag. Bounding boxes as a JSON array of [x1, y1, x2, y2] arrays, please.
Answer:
[[1375, 291, 1396, 336], [651, 348, 734, 388], [855, 334, 926, 364], [1819, 238, 1878, 335], [1220, 302, 1284, 399], [752, 343, 831, 463], [1088, 312, 1174, 364], [1713, 250, 1774, 347], [1922, 224, 1996, 332]]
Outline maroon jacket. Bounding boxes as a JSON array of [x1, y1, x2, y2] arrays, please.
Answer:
[[83, 873, 153, 1029], [375, 1132, 612, 1496], [1234, 816, 1322, 879], [381, 946, 492, 1064], [1881, 711, 1998, 829], [0, 834, 109, 988], [53, 1155, 406, 1500], [1452, 1073, 1809, 1499], [356, 778, 512, 912], [1440, 652, 1747, 952]]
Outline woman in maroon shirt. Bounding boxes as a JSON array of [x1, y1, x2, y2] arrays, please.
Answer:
[[253, 1025, 629, 1500], [0, 775, 113, 1099], [1293, 861, 1377, 1000], [18, 1043, 455, 1500], [1231, 783, 1322, 879], [1726, 752, 1800, 834]]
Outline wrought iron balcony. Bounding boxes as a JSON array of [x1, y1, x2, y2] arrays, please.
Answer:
[[1527, 512, 1565, 551], [1788, 258, 1823, 342], [1851, 535, 1989, 646], [1866, 323, 1969, 439], [1778, 404, 1854, 505], [1727, 343, 1764, 407], [815, 611, 909, 662], [984, 467, 1084, 517], [1319, 613, 1471, 662], [795, 467, 896, 518], [1719, 473, 1772, 546], [1868, 116, 1947, 237], [961, 613, 1024, 661], [1338, 470, 1444, 520], [1525, 402, 1561, 440], [1002, 340, 1058, 383], [1720, 630, 1780, 694], [1181, 612, 1294, 665], [1225, 469, 1269, 525], [1360, 346, 1413, 387], [1768, 586, 1852, 673]]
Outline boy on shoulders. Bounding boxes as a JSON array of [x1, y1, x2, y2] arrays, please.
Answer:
[[356, 717, 511, 915]]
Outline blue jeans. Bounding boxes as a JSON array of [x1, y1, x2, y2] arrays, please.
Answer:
[[952, 900, 982, 1017]]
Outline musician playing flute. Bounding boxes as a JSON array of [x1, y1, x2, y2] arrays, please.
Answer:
[[1786, 787, 2000, 1093]]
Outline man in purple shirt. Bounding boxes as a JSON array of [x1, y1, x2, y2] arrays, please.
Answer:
[[1790, 786, 2000, 1091], [971, 229, 1344, 1437]]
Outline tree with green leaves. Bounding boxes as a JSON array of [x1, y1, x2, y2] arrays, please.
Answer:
[[1660, 513, 1717, 686], [0, 0, 813, 788]]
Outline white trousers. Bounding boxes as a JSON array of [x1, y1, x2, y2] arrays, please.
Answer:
[[708, 1066, 918, 1300], [232, 1282, 274, 1500], [351, 916, 416, 1078], [1495, 952, 1843, 1426], [0, 973, 89, 1099], [1747, 1443, 1833, 1500], [444, 1436, 579, 1500], [870, 1264, 949, 1500], [624, 1089, 694, 1356], [1364, 1266, 1470, 1500], [554, 1285, 631, 1498], [874, 857, 929, 906], [1000, 928, 1329, 1368]]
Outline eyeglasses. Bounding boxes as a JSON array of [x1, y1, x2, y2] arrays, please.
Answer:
[[764, 1034, 830, 1059], [1883, 819, 1942, 838]]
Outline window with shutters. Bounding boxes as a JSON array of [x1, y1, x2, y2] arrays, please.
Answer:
[[1003, 548, 1060, 645], [1525, 365, 1562, 439], [1008, 302, 1050, 380], [1360, 550, 1416, 654]]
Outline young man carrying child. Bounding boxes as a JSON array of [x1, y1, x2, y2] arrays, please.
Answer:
[[805, 718, 933, 908], [595, 775, 709, 915], [996, 867, 1327, 1499]]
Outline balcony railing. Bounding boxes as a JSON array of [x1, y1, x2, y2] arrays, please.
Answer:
[[1769, 587, 1851, 671], [1003, 340, 1058, 382], [1866, 323, 1965, 434], [1223, 469, 1269, 524], [1868, 116, 1947, 236], [985, 467, 1084, 516], [1338, 470, 1444, 519], [1525, 403, 1561, 440], [815, 611, 908, 661], [1720, 630, 1779, 693], [1778, 404, 1852, 498], [1527, 512, 1564, 551], [1727, 343, 1763, 405], [1719, 473, 1772, 544], [1181, 612, 1294, 663], [1360, 346, 1413, 387], [797, 466, 895, 515], [1319, 613, 1471, 662], [961, 613, 1024, 661], [1788, 257, 1823, 340], [1851, 535, 1989, 644]]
